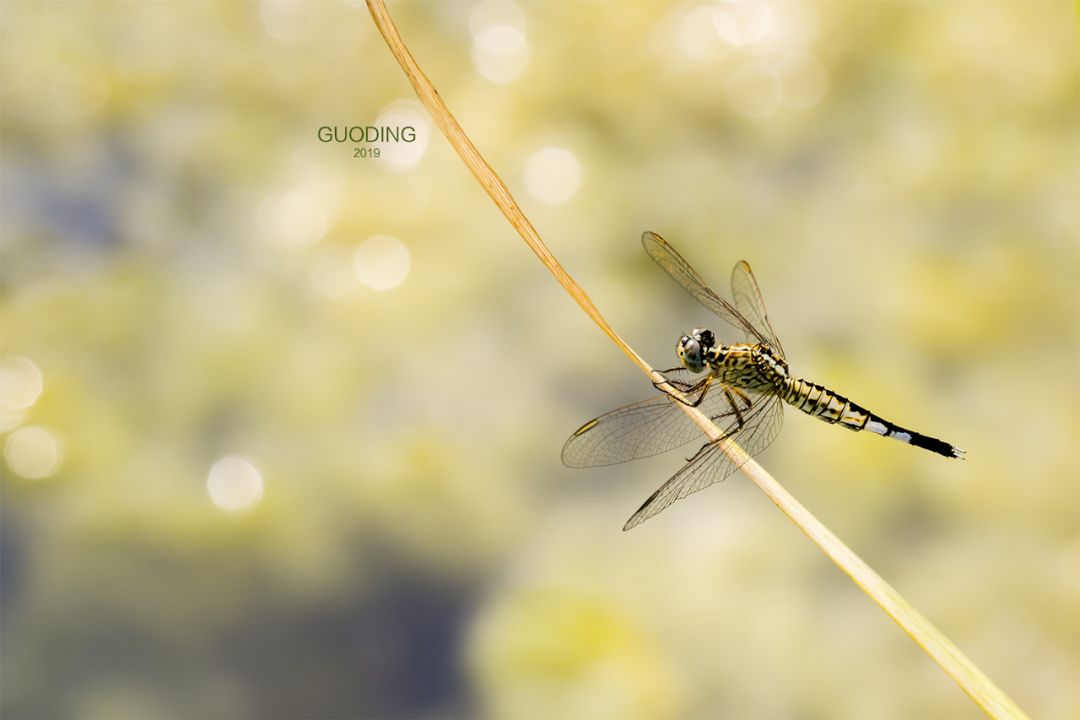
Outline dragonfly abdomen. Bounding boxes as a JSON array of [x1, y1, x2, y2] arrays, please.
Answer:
[[783, 377, 965, 459]]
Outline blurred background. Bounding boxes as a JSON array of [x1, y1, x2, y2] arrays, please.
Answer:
[[1, 1, 1076, 718]]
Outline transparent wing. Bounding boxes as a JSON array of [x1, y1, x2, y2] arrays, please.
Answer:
[[731, 260, 785, 358], [622, 393, 785, 530], [562, 379, 760, 468], [642, 231, 773, 347]]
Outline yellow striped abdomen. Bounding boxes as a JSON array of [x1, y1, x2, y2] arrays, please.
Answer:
[[782, 376, 965, 458], [783, 377, 871, 431]]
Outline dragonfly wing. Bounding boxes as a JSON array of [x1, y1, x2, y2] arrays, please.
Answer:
[[622, 393, 785, 530], [562, 383, 754, 468], [642, 231, 773, 347], [731, 260, 785, 357]]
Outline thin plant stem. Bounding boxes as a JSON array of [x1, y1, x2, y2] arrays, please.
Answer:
[[364, 2, 1030, 718]]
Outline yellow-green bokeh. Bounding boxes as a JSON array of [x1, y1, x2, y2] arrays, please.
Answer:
[[1, 2, 1076, 719]]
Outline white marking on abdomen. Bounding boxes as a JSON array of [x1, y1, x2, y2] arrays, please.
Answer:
[[866, 420, 888, 435]]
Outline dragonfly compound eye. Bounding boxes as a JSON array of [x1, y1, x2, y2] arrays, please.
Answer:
[[677, 335, 706, 372]]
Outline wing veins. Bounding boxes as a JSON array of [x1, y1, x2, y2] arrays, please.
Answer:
[[562, 383, 761, 468], [622, 394, 785, 530], [642, 231, 774, 348]]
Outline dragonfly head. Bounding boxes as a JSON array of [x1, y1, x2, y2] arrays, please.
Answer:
[[677, 328, 716, 373]]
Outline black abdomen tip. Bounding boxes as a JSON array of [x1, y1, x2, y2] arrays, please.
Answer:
[[909, 432, 966, 459]]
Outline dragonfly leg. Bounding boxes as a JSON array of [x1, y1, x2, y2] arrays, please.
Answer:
[[652, 369, 712, 408], [684, 388, 746, 461], [652, 367, 691, 392], [684, 439, 714, 464], [686, 376, 714, 407], [653, 368, 713, 407], [723, 387, 747, 429], [656, 375, 717, 408], [729, 386, 753, 411]]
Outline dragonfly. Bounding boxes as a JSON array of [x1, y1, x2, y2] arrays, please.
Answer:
[[562, 231, 965, 531]]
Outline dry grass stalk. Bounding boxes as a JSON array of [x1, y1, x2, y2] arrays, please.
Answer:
[[364, 2, 1029, 717]]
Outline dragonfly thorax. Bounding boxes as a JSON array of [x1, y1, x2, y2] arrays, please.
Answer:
[[677, 327, 720, 373]]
